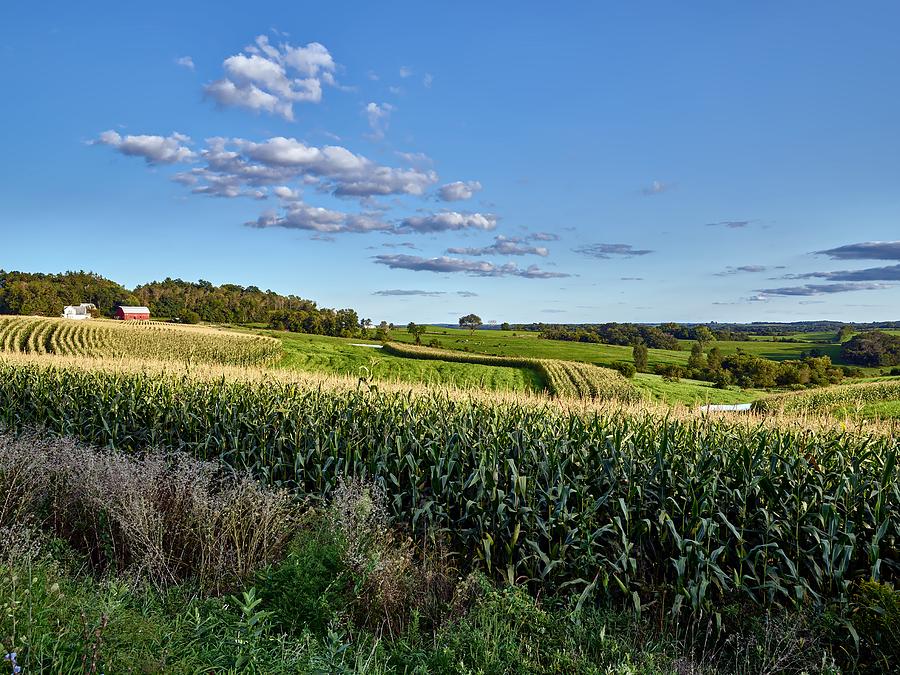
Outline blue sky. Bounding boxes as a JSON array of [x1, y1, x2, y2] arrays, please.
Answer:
[[2, 1, 900, 324]]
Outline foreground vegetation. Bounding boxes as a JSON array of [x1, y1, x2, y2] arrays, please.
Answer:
[[4, 432, 897, 673], [0, 315, 281, 366], [1, 357, 896, 617]]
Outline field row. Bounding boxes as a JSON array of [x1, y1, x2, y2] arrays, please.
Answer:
[[1, 356, 896, 615], [382, 341, 641, 403], [755, 378, 900, 417], [0, 316, 281, 367]]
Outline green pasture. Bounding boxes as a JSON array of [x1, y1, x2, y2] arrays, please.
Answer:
[[263, 329, 544, 393]]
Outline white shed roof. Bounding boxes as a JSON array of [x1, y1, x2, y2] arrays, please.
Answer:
[[118, 306, 150, 313]]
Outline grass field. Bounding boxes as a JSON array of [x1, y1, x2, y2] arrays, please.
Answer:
[[390, 325, 856, 367], [268, 329, 545, 392]]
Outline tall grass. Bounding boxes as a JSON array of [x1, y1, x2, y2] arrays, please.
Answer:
[[0, 356, 897, 617]]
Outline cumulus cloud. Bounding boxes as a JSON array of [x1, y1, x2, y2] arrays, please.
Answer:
[[815, 241, 900, 261], [93, 130, 195, 165], [399, 66, 413, 78], [641, 180, 671, 196], [372, 289, 444, 296], [247, 202, 391, 233], [706, 220, 752, 229], [714, 265, 769, 276], [781, 264, 900, 282], [204, 35, 336, 120], [373, 254, 569, 278], [106, 133, 438, 201], [175, 56, 195, 70], [573, 243, 653, 259], [438, 180, 482, 201], [447, 235, 548, 257], [755, 282, 892, 296], [398, 211, 497, 234]]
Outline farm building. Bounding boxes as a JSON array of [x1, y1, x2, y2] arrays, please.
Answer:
[[62, 303, 96, 320], [115, 305, 150, 321]]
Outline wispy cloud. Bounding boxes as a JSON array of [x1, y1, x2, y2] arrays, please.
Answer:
[[175, 56, 195, 71], [815, 241, 900, 261], [755, 282, 892, 296], [399, 66, 413, 78], [641, 180, 671, 196], [573, 243, 653, 259], [706, 220, 752, 229], [364, 102, 394, 139], [372, 289, 444, 296], [373, 254, 569, 278], [782, 264, 900, 282], [447, 235, 548, 257], [714, 265, 769, 276], [527, 232, 559, 242]]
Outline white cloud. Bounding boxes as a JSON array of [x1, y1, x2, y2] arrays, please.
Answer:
[[438, 180, 482, 201], [175, 56, 195, 70], [399, 66, 412, 78], [374, 254, 568, 278], [94, 130, 195, 165], [364, 102, 394, 139], [447, 235, 548, 257], [423, 73, 433, 88], [248, 202, 391, 233], [399, 211, 497, 233], [205, 35, 336, 120]]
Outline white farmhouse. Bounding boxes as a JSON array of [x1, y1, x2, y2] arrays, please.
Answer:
[[62, 303, 96, 320]]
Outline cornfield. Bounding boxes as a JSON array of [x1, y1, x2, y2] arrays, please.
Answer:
[[0, 315, 281, 367], [755, 379, 900, 414], [383, 341, 641, 403], [1, 356, 896, 616]]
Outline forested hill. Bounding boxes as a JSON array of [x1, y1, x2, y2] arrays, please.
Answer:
[[0, 270, 359, 334]]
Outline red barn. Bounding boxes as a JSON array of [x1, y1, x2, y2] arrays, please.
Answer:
[[115, 305, 151, 321]]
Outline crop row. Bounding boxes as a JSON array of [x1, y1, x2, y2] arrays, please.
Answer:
[[0, 316, 281, 367], [1, 356, 896, 616], [754, 379, 900, 414], [383, 341, 641, 403]]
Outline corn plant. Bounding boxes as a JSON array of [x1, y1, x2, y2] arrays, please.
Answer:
[[0, 357, 897, 618], [0, 316, 281, 367]]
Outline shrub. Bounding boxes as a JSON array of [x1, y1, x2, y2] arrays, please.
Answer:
[[610, 361, 636, 378]]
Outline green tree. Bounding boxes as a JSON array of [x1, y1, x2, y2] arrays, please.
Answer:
[[407, 322, 427, 345], [459, 314, 483, 332], [687, 342, 706, 371], [693, 325, 715, 345], [500, 322, 511, 331], [632, 341, 648, 372]]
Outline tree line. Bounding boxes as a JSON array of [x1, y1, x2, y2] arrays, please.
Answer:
[[0, 270, 361, 338]]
